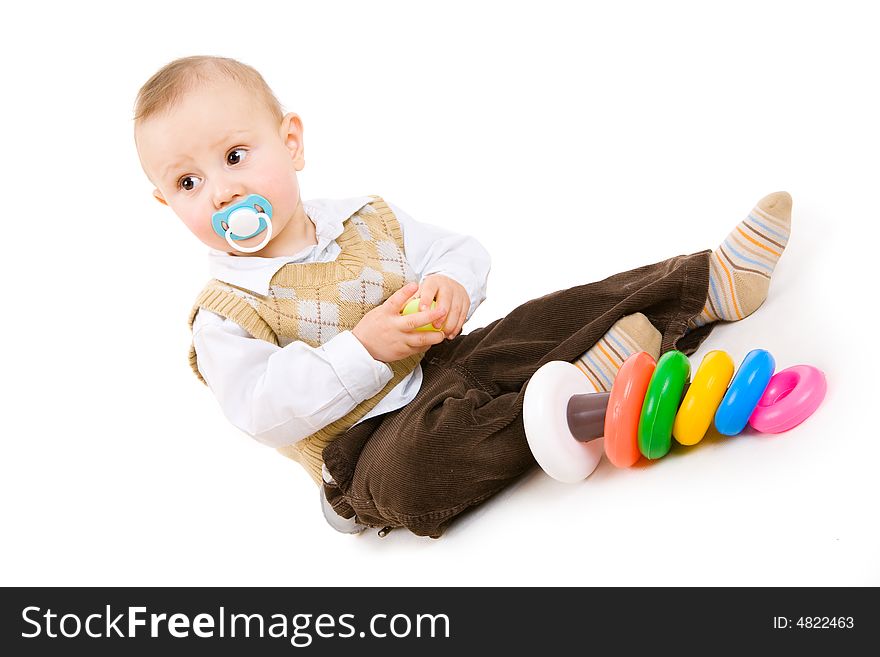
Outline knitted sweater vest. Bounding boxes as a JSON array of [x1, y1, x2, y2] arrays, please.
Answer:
[[188, 196, 423, 485]]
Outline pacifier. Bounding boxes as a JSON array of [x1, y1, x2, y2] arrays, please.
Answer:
[[211, 193, 273, 253]]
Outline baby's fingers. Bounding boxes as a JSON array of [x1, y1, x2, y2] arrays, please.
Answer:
[[384, 282, 420, 313], [454, 296, 469, 336], [404, 326, 447, 350], [417, 279, 440, 311], [399, 305, 447, 332], [443, 296, 465, 336]]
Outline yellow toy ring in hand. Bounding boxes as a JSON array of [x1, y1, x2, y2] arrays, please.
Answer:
[[401, 297, 444, 332]]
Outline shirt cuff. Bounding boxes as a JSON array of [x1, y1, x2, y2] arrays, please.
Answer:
[[320, 330, 393, 403]]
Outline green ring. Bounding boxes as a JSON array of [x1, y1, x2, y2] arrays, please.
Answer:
[[638, 350, 691, 460]]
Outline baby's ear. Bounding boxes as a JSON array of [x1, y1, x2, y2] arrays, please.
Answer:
[[152, 188, 168, 206], [280, 112, 305, 171]]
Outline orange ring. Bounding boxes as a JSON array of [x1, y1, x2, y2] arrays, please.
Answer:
[[604, 351, 656, 467]]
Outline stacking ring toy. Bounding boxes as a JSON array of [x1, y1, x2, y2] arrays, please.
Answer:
[[522, 361, 607, 482], [522, 345, 826, 482], [714, 349, 775, 436], [638, 350, 690, 459], [673, 350, 735, 446], [749, 365, 827, 433], [604, 351, 656, 468]]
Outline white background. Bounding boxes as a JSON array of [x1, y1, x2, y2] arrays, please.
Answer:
[[1, 0, 877, 586]]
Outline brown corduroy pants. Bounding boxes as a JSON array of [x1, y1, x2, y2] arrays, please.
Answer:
[[322, 250, 716, 537]]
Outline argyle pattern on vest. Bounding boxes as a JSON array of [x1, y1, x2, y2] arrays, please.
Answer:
[[188, 196, 423, 484]]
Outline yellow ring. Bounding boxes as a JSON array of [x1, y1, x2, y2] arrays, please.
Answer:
[[672, 350, 735, 445]]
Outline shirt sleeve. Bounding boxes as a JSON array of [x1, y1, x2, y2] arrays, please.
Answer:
[[389, 201, 491, 320], [192, 309, 393, 448]]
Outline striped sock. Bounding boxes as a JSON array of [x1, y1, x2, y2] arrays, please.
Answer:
[[689, 191, 792, 329], [574, 313, 661, 392]]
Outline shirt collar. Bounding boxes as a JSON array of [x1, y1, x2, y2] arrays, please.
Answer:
[[206, 195, 374, 295]]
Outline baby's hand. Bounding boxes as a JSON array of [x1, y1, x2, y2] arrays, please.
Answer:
[[417, 274, 470, 340], [352, 282, 448, 363]]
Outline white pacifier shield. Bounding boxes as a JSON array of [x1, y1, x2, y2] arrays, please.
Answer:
[[224, 211, 273, 253], [228, 207, 261, 237], [523, 360, 604, 483]]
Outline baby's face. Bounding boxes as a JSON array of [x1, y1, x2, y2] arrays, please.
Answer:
[[136, 79, 304, 253]]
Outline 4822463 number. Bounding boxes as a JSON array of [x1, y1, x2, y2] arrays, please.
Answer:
[[774, 616, 854, 629]]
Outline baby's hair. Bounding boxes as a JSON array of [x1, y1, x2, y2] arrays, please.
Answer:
[[134, 55, 284, 125]]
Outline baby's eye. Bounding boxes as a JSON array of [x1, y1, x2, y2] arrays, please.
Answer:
[[227, 148, 248, 166], [178, 175, 202, 192]]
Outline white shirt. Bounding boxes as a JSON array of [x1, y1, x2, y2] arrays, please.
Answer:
[[192, 195, 491, 448]]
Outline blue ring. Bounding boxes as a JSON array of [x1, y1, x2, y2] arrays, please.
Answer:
[[714, 349, 776, 436]]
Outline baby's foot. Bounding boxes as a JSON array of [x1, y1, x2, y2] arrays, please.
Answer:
[[574, 313, 661, 392], [689, 191, 792, 329]]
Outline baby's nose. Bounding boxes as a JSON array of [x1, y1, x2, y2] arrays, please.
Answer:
[[213, 186, 244, 210]]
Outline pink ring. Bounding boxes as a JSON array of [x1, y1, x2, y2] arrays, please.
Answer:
[[748, 365, 826, 434]]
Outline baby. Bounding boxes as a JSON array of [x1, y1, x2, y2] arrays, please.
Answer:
[[134, 56, 792, 538]]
